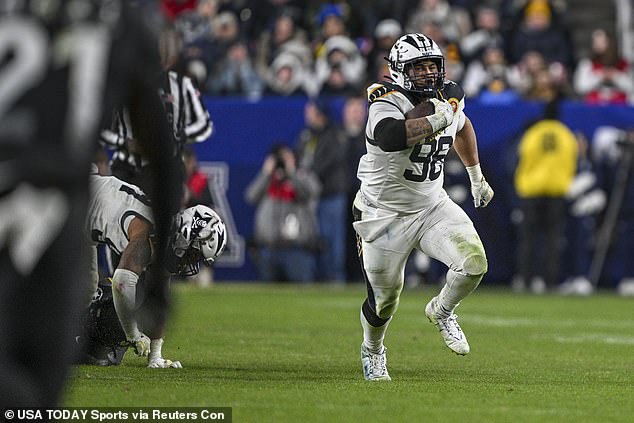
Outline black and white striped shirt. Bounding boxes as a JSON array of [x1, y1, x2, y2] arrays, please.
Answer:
[[100, 70, 213, 169]]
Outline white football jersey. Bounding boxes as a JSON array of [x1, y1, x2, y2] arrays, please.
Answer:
[[86, 173, 154, 255], [357, 81, 467, 214]]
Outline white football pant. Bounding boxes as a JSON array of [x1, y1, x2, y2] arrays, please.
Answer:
[[354, 190, 488, 321]]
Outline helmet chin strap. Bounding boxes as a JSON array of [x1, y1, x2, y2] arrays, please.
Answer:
[[407, 77, 440, 97]]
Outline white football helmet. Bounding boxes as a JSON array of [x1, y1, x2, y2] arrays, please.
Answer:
[[169, 205, 227, 276], [387, 33, 445, 96]]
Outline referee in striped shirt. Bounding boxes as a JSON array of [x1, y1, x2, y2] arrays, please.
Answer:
[[100, 27, 213, 190]]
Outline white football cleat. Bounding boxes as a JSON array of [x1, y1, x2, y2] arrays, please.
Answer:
[[559, 277, 594, 296], [617, 278, 634, 297], [129, 334, 151, 357], [530, 277, 547, 295], [147, 357, 183, 369], [361, 344, 391, 381], [425, 296, 470, 355]]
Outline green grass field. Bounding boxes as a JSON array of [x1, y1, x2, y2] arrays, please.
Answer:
[[63, 283, 634, 422]]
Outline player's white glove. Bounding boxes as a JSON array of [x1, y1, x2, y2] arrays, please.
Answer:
[[147, 357, 183, 369], [129, 334, 151, 357], [427, 98, 455, 133], [466, 164, 494, 208]]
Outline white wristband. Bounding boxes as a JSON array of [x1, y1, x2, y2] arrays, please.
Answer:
[[465, 164, 483, 184]]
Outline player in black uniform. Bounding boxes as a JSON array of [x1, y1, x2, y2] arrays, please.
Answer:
[[0, 0, 181, 407]]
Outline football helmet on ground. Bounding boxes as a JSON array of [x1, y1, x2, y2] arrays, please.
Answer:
[[76, 281, 128, 366], [387, 33, 445, 96], [168, 205, 227, 276]]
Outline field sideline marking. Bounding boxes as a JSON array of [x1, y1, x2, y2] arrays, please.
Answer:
[[467, 314, 634, 330], [552, 334, 634, 345]]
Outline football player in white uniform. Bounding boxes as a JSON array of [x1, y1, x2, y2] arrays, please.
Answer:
[[354, 33, 494, 381], [86, 169, 227, 368]]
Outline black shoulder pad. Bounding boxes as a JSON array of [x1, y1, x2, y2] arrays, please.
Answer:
[[368, 84, 398, 104], [440, 80, 465, 102]]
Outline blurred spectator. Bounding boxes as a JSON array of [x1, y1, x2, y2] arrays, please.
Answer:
[[342, 96, 368, 282], [366, 19, 403, 86], [318, 63, 360, 96], [189, 10, 242, 89], [462, 44, 514, 100], [460, 5, 503, 64], [264, 52, 311, 96], [477, 73, 521, 105], [343, 96, 368, 194], [559, 133, 606, 296], [513, 100, 578, 293], [161, 0, 197, 21], [207, 39, 264, 99], [245, 144, 321, 282], [333, 0, 374, 40], [498, 0, 569, 42], [175, 0, 219, 46], [573, 28, 634, 105], [524, 67, 559, 102], [309, 1, 349, 67], [176, 9, 225, 89], [406, 0, 472, 41], [443, 41, 465, 83], [507, 50, 547, 95], [211, 9, 242, 50], [314, 2, 348, 42], [254, 8, 312, 76], [591, 127, 634, 295], [313, 35, 367, 96], [508, 0, 573, 70], [347, 0, 414, 35], [245, 0, 306, 42], [182, 147, 214, 209], [296, 99, 349, 282]]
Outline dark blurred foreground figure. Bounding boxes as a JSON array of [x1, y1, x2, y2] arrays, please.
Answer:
[[0, 1, 180, 407]]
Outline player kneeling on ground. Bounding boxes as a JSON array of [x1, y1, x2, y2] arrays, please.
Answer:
[[80, 170, 226, 368]]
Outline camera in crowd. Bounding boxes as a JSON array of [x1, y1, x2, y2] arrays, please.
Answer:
[[274, 151, 286, 170], [269, 143, 295, 177]]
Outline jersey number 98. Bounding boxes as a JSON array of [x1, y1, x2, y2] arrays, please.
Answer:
[[404, 136, 452, 182]]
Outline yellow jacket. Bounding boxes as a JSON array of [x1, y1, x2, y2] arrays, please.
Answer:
[[514, 120, 578, 198]]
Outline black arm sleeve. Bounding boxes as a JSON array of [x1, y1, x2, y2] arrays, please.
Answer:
[[374, 118, 407, 152]]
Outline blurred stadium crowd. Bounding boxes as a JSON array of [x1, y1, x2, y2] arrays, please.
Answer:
[[138, 0, 633, 104], [124, 0, 634, 295]]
